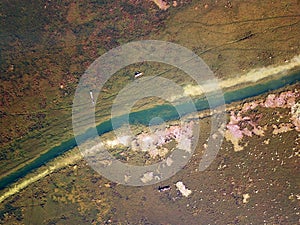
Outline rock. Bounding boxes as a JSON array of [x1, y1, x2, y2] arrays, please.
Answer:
[[242, 193, 250, 203], [224, 130, 244, 152], [151, 0, 170, 10], [272, 123, 293, 135], [175, 181, 192, 197]]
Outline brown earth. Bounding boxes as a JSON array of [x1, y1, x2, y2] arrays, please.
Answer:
[[0, 0, 300, 224]]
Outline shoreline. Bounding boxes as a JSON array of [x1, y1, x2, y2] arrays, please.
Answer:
[[1, 52, 299, 183], [1, 65, 300, 178], [0, 70, 299, 202]]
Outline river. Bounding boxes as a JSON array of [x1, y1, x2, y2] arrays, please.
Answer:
[[0, 70, 299, 190]]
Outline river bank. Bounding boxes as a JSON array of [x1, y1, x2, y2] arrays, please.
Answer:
[[0, 65, 299, 203], [1, 0, 300, 181], [1, 81, 299, 224]]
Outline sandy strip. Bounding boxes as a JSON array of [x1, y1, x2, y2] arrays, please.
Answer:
[[184, 55, 300, 96], [0, 151, 82, 203]]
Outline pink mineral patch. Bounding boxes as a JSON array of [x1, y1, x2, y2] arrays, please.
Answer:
[[226, 124, 243, 139], [275, 96, 286, 107], [226, 110, 263, 139], [225, 90, 300, 149], [241, 101, 259, 112], [262, 91, 299, 109], [242, 128, 252, 137], [264, 94, 276, 108], [126, 121, 195, 158], [229, 111, 242, 124]]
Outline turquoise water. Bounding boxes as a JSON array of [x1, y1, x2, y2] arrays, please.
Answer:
[[0, 71, 299, 190]]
